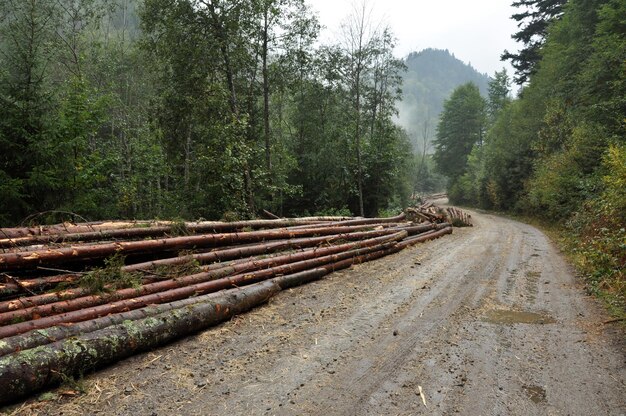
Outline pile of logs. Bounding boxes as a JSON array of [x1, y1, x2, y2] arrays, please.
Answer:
[[406, 201, 473, 227], [0, 209, 460, 404], [445, 207, 473, 227]]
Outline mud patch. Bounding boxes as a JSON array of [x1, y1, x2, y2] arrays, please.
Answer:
[[523, 385, 546, 403], [482, 309, 556, 325]]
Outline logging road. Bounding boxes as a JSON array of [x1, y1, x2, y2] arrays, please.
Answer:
[[11, 205, 626, 415]]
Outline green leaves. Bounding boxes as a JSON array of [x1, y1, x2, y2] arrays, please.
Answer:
[[433, 83, 486, 186], [0, 0, 413, 226]]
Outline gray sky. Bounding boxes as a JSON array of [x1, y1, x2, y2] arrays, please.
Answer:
[[310, 0, 520, 77]]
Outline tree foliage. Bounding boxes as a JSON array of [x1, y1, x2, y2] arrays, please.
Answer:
[[501, 0, 566, 84], [432, 82, 486, 202], [0, 0, 413, 226]]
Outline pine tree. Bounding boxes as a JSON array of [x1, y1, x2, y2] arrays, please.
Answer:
[[501, 0, 566, 84]]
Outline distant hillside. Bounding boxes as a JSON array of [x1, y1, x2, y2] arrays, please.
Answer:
[[397, 48, 490, 151]]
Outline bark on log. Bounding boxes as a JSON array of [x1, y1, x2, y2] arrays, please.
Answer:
[[0, 280, 281, 405], [286, 213, 406, 230], [0, 216, 355, 241], [396, 226, 453, 248], [0, 274, 80, 300], [0, 233, 406, 337], [0, 245, 401, 357], [0, 244, 323, 313], [0, 245, 403, 404], [122, 229, 394, 272], [0, 224, 380, 271], [0, 219, 338, 249], [0, 231, 404, 326], [0, 229, 401, 313], [0, 292, 230, 357], [392, 223, 436, 235]]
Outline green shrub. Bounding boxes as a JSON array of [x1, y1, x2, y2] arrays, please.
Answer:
[[565, 144, 626, 316]]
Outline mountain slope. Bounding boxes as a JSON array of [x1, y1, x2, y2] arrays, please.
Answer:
[[398, 48, 491, 150]]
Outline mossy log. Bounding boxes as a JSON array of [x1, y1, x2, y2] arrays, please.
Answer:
[[0, 280, 281, 405], [0, 290, 231, 357], [0, 245, 402, 404]]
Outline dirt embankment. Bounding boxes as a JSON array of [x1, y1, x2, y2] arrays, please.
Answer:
[[6, 209, 625, 415]]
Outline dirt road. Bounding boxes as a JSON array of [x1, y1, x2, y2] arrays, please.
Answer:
[[8, 208, 626, 415]]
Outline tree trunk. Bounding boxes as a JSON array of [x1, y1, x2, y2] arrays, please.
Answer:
[[262, 5, 271, 174]]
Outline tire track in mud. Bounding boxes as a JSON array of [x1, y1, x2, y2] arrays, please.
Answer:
[[290, 213, 515, 415]]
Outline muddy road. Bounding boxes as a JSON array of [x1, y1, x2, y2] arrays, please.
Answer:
[[8, 208, 626, 415]]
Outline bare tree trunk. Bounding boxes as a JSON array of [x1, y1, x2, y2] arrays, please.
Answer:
[[356, 70, 364, 217], [262, 5, 271, 174]]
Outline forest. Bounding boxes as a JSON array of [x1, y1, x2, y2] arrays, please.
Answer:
[[1, 0, 623, 310], [434, 0, 625, 312], [0, 0, 414, 225]]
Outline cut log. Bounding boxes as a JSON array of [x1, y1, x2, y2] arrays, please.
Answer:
[[0, 219, 339, 248], [0, 232, 406, 337], [0, 224, 381, 271], [0, 274, 80, 300], [0, 245, 400, 357], [0, 231, 405, 326], [0, 229, 402, 313], [0, 246, 403, 404], [396, 226, 453, 248], [0, 280, 281, 405], [122, 229, 395, 272], [0, 216, 355, 241]]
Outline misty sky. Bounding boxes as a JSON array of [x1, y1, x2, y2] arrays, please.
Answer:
[[310, 0, 520, 77]]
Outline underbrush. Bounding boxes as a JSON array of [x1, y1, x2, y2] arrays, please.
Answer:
[[562, 145, 626, 318]]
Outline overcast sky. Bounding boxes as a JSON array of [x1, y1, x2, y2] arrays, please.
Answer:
[[309, 0, 520, 77]]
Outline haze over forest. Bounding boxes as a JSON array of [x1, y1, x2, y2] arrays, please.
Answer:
[[0, 0, 624, 310]]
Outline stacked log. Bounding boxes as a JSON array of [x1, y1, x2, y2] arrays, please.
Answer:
[[0, 207, 462, 404], [445, 207, 473, 227], [405, 202, 446, 223], [405, 203, 473, 228]]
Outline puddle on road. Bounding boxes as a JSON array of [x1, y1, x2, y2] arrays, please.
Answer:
[[523, 385, 546, 403], [482, 309, 556, 325]]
